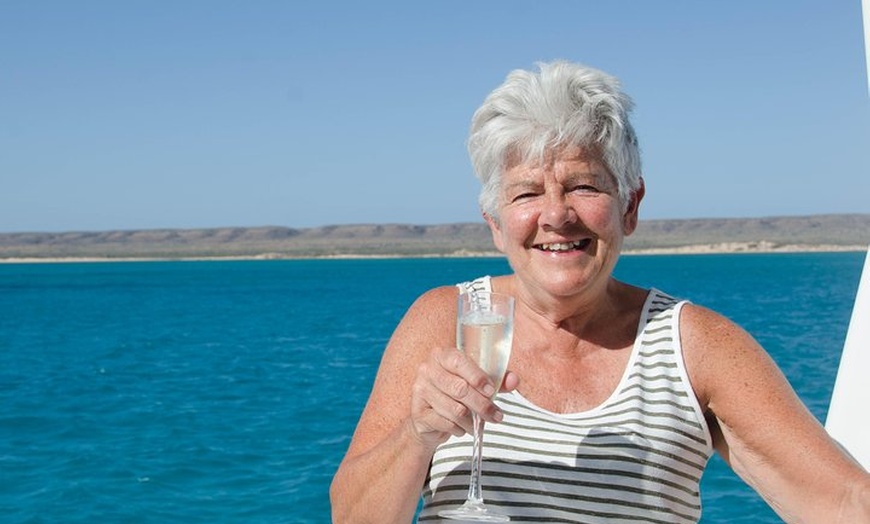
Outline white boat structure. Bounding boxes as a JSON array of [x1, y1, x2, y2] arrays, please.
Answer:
[[826, 247, 870, 469], [823, 0, 870, 470]]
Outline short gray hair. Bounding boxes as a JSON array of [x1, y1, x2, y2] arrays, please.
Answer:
[[468, 61, 642, 218]]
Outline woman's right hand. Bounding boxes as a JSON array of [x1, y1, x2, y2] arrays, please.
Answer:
[[408, 345, 518, 449], [331, 286, 515, 524]]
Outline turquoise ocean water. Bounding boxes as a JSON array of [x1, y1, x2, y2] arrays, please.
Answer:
[[0, 252, 864, 523]]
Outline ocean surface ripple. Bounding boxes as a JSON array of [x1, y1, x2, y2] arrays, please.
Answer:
[[0, 253, 863, 523]]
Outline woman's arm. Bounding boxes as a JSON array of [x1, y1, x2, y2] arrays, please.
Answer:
[[330, 286, 507, 524], [681, 304, 870, 523]]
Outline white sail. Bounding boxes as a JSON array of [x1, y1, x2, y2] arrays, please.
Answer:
[[825, 248, 870, 469], [823, 0, 870, 470]]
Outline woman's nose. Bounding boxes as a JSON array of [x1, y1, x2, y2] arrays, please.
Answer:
[[539, 192, 577, 229]]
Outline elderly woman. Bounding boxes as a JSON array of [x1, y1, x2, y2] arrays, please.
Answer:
[[330, 61, 870, 523]]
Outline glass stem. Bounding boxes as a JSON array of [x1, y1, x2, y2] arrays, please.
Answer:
[[466, 412, 486, 504]]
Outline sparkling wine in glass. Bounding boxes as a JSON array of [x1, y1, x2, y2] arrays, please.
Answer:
[[439, 291, 514, 522]]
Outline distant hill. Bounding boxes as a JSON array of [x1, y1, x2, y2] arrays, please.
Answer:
[[627, 214, 869, 253], [0, 214, 867, 260]]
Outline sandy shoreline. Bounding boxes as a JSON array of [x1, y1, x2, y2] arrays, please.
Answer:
[[0, 242, 866, 264], [623, 242, 867, 255]]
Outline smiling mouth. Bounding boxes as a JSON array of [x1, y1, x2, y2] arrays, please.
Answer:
[[534, 239, 592, 252]]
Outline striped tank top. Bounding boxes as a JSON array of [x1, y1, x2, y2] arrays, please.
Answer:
[[417, 277, 713, 523]]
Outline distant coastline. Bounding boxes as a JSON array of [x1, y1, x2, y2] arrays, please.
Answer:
[[0, 244, 865, 264], [0, 214, 867, 263]]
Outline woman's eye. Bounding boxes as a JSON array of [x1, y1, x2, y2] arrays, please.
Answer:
[[511, 192, 538, 202], [572, 185, 599, 193]]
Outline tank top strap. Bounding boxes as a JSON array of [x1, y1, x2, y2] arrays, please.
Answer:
[[456, 275, 492, 294]]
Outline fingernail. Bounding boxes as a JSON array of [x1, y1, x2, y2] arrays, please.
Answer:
[[492, 410, 503, 423], [483, 384, 495, 397]]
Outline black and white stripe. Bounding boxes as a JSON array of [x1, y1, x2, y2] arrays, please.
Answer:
[[418, 282, 712, 524]]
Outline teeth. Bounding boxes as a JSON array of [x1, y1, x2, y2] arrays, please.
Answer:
[[539, 240, 582, 252]]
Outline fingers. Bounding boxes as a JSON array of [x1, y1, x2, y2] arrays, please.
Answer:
[[432, 348, 504, 422], [434, 348, 496, 400], [412, 369, 474, 435], [409, 347, 505, 446], [501, 370, 520, 393]]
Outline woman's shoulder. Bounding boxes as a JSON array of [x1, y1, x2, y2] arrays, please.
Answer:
[[679, 302, 747, 340], [396, 285, 460, 332], [677, 302, 769, 410], [414, 284, 460, 306]]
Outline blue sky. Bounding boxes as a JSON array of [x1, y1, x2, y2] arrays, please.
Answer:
[[1, 1, 868, 233]]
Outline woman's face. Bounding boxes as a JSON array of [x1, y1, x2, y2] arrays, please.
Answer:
[[486, 146, 642, 301]]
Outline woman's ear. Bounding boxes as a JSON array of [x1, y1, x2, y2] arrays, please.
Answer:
[[483, 212, 506, 253], [622, 177, 645, 235]]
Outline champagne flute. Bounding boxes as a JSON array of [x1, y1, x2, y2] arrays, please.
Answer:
[[439, 291, 514, 522]]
